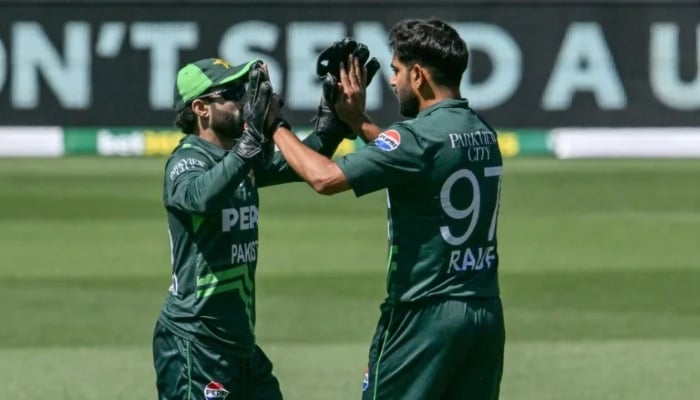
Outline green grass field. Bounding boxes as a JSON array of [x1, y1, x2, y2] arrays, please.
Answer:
[[1, 157, 699, 399]]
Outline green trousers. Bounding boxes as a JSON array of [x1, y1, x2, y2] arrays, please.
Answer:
[[153, 320, 282, 400], [362, 298, 505, 400]]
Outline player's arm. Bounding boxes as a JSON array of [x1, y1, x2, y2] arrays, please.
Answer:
[[265, 55, 381, 194], [252, 127, 345, 188], [257, 39, 383, 188], [253, 79, 349, 187], [271, 126, 350, 195], [272, 123, 426, 197], [165, 150, 252, 214], [255, 50, 375, 187]]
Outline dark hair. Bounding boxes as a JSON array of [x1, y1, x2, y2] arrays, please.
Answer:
[[389, 18, 469, 87], [175, 106, 198, 134]]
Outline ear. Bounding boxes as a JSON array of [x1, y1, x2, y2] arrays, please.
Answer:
[[190, 99, 209, 118], [410, 64, 428, 89]]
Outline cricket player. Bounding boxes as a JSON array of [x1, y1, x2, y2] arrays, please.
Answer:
[[267, 19, 506, 399], [151, 56, 363, 399]]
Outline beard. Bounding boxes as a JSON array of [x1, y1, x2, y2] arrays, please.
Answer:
[[398, 89, 419, 118], [211, 111, 244, 139]]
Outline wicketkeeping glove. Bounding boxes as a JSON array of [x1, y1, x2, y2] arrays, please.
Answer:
[[311, 74, 355, 140], [313, 38, 381, 139], [316, 37, 381, 95], [233, 62, 275, 166]]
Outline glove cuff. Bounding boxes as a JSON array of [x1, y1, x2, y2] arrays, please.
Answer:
[[267, 118, 292, 136]]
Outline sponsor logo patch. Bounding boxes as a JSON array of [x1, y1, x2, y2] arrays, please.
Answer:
[[169, 157, 206, 180], [204, 381, 229, 400], [374, 129, 401, 151], [362, 366, 369, 392]]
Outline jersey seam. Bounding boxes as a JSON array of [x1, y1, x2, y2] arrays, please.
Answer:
[[373, 309, 394, 400], [186, 339, 193, 400]]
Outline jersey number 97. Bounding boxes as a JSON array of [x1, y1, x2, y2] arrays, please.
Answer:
[[439, 166, 503, 246]]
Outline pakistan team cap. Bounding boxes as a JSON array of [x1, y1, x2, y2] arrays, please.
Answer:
[[173, 58, 260, 110]]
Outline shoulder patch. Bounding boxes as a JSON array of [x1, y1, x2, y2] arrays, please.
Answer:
[[169, 157, 206, 181], [374, 129, 401, 151]]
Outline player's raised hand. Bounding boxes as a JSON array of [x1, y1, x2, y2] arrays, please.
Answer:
[[335, 54, 368, 129], [312, 38, 380, 139], [316, 38, 380, 92]]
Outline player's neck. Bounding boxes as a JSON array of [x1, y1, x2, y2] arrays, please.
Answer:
[[419, 85, 460, 112]]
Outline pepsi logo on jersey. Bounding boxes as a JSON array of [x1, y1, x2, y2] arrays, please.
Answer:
[[375, 130, 401, 151], [204, 381, 229, 400]]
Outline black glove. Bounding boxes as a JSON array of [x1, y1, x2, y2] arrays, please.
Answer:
[[313, 38, 381, 140], [243, 63, 272, 138], [233, 63, 274, 166], [311, 73, 355, 140], [316, 38, 381, 95]]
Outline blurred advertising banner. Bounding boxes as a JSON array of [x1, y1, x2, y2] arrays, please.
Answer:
[[8, 125, 700, 159], [0, 3, 699, 128], [0, 126, 553, 158]]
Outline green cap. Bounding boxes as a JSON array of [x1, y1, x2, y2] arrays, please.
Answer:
[[173, 58, 260, 110]]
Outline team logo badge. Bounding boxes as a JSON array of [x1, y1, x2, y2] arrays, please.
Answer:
[[213, 58, 232, 69], [374, 129, 401, 151], [362, 366, 370, 392], [204, 381, 229, 400]]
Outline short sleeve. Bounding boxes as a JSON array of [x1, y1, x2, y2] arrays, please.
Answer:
[[336, 125, 427, 197]]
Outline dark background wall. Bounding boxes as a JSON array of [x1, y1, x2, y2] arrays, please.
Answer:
[[0, 0, 698, 128]]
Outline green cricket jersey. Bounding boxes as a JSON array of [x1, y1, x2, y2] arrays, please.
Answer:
[[337, 99, 503, 305], [159, 133, 340, 356]]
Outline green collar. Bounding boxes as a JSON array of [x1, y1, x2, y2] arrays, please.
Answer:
[[417, 98, 469, 118], [182, 134, 228, 161]]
